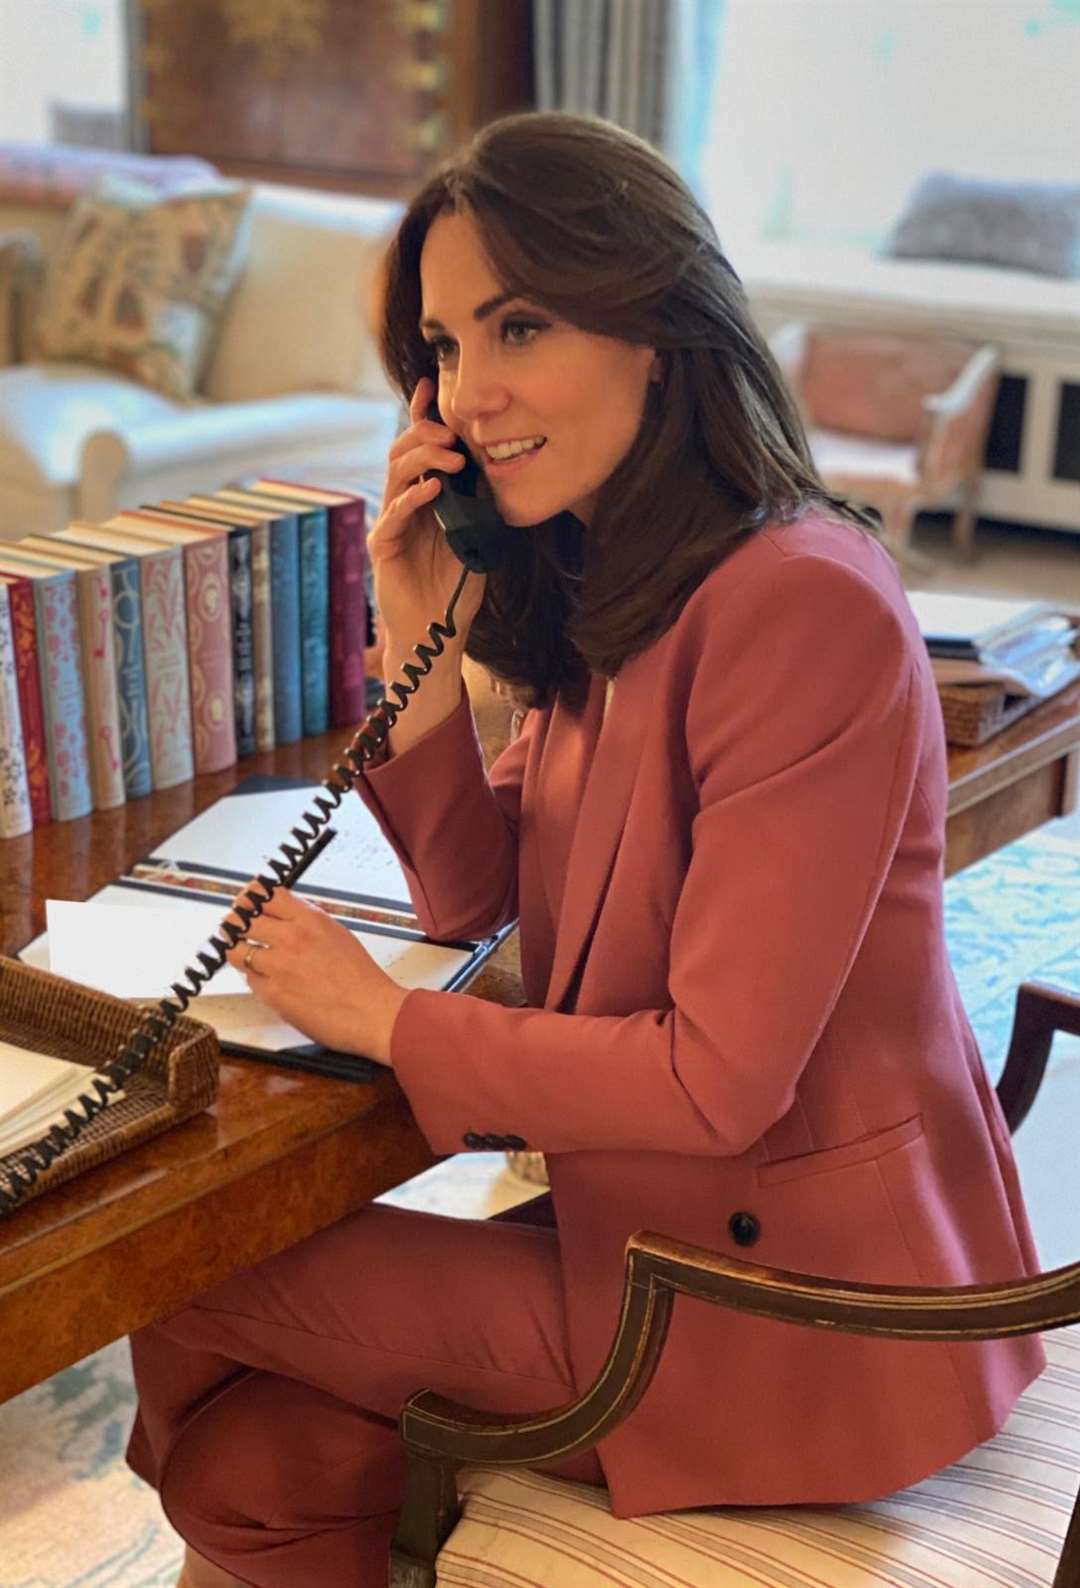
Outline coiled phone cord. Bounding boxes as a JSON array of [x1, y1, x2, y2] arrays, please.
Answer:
[[0, 564, 473, 1217]]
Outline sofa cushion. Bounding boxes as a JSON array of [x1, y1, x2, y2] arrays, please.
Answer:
[[203, 183, 402, 405], [0, 230, 44, 364], [440, 1325, 1079, 1586], [31, 176, 252, 401], [0, 362, 181, 491], [885, 171, 1080, 279]]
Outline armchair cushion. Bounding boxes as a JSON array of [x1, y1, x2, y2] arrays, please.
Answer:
[[885, 171, 1080, 280], [31, 176, 252, 400], [0, 230, 44, 365], [800, 330, 976, 441], [440, 1323, 1078, 1586]]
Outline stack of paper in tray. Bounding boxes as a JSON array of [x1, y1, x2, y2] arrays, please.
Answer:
[[0, 1039, 122, 1159], [907, 590, 1080, 706]]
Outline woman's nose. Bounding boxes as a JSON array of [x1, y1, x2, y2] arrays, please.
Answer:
[[446, 359, 509, 427]]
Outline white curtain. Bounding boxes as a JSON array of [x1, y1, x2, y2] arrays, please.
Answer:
[[534, 0, 726, 194]]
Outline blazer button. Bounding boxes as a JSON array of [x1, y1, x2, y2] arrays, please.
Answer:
[[504, 1135, 527, 1150], [481, 1134, 503, 1150], [729, 1211, 761, 1248], [462, 1132, 482, 1149]]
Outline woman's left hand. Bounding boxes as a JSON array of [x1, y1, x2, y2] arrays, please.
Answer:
[[222, 883, 408, 1066]]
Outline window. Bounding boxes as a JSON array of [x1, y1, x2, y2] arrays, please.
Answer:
[[702, 0, 1080, 261], [0, 0, 128, 146]]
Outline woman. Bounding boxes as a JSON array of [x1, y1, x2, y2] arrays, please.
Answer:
[[127, 112, 1044, 1588]]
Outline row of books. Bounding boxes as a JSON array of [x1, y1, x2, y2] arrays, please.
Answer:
[[0, 479, 372, 837]]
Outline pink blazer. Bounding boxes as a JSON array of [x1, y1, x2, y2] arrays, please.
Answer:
[[361, 513, 1044, 1515]]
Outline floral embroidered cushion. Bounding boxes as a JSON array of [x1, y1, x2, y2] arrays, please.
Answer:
[[32, 176, 253, 400], [884, 171, 1080, 279], [0, 230, 45, 366]]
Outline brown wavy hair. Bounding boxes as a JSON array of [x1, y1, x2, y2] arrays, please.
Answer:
[[380, 111, 869, 708]]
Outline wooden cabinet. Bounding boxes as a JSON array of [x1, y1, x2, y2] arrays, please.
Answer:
[[129, 0, 534, 197]]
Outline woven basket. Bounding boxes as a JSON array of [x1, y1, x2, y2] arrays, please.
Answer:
[[937, 682, 1039, 747], [0, 956, 219, 1213]]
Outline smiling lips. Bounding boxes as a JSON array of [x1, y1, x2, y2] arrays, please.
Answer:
[[482, 436, 547, 464]]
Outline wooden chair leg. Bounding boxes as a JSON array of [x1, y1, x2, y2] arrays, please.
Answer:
[[878, 499, 936, 577], [952, 480, 980, 561]]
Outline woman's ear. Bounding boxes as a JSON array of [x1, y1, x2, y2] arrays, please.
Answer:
[[648, 352, 665, 385]]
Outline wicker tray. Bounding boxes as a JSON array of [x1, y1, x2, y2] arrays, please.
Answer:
[[0, 956, 219, 1213], [937, 681, 1040, 747]]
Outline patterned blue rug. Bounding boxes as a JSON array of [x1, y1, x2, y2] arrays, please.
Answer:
[[1, 824, 1079, 1587]]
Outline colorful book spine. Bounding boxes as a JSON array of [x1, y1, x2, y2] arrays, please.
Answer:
[[141, 547, 194, 790], [268, 515, 302, 744], [109, 558, 153, 799], [328, 497, 368, 727], [28, 569, 93, 822], [227, 526, 256, 758], [2, 575, 50, 824], [250, 521, 275, 751], [297, 506, 329, 735], [180, 536, 236, 775], [73, 563, 126, 810], [0, 584, 32, 837]]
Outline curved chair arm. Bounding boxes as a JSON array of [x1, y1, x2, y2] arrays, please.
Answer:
[[919, 343, 999, 487], [391, 979, 1080, 1586], [767, 320, 809, 395], [997, 980, 1080, 1132], [392, 1242, 1080, 1585]]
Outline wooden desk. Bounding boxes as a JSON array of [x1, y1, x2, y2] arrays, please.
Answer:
[[0, 722, 523, 1405], [944, 678, 1080, 875], [1, 683, 1078, 1402]]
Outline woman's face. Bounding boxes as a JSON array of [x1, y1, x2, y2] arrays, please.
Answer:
[[418, 209, 658, 527]]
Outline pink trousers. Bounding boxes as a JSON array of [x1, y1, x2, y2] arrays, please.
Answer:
[[126, 1202, 603, 1587]]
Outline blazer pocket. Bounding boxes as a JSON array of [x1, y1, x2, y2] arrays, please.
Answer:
[[756, 1114, 924, 1188]]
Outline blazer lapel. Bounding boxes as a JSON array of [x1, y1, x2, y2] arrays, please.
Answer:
[[544, 668, 648, 1011]]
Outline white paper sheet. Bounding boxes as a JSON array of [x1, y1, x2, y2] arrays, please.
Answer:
[[46, 898, 250, 998], [39, 889, 475, 1053], [148, 786, 413, 908]]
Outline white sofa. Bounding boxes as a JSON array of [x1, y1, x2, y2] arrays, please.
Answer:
[[0, 169, 404, 540], [736, 240, 1080, 539]]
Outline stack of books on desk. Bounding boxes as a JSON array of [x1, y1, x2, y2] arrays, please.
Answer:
[[906, 590, 1080, 746], [0, 477, 380, 837]]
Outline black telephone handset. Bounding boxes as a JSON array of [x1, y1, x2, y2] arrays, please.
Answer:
[[425, 400, 509, 575], [0, 407, 512, 1216]]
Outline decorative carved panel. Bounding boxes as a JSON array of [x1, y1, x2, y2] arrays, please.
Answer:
[[130, 0, 534, 197]]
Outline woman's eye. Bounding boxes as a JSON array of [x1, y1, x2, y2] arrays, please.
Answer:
[[503, 317, 545, 347], [428, 336, 455, 364]]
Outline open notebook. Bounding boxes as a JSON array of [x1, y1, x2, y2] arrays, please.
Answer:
[[20, 774, 513, 1082], [0, 1039, 124, 1157]]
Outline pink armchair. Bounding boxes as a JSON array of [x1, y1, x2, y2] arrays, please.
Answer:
[[771, 322, 1000, 562]]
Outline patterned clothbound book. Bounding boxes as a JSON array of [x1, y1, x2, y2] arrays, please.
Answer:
[[113, 512, 237, 776], [138, 545, 194, 789], [0, 583, 32, 837], [0, 556, 93, 821], [0, 572, 50, 824]]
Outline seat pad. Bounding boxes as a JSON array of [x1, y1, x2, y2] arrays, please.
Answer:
[[440, 1323, 1079, 1586], [809, 425, 921, 488]]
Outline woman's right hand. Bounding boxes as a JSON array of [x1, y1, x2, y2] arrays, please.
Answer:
[[368, 376, 487, 662]]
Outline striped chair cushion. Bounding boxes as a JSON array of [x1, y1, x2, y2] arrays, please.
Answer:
[[438, 1325, 1079, 1587]]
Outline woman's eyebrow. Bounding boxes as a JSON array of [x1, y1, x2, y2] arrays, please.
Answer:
[[419, 291, 519, 332]]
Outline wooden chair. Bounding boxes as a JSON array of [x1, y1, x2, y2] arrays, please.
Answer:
[[390, 981, 1080, 1588], [771, 321, 1001, 565]]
